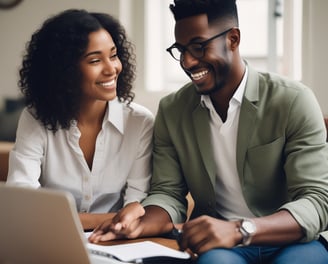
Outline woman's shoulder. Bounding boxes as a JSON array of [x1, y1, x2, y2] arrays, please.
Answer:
[[19, 107, 39, 124], [117, 100, 154, 123], [15, 107, 48, 141]]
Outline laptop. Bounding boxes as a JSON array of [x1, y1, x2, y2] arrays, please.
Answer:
[[0, 183, 123, 264]]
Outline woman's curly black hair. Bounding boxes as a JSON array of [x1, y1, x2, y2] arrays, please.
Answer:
[[19, 9, 136, 132]]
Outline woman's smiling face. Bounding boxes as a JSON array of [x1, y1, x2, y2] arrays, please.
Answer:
[[79, 28, 122, 102]]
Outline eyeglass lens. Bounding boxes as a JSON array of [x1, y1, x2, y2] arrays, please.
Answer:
[[167, 27, 234, 61], [170, 43, 204, 61]]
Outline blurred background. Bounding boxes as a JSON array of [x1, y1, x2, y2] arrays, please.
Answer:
[[0, 0, 327, 141]]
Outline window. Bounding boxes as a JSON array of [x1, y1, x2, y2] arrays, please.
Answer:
[[144, 0, 303, 92], [144, 0, 188, 92]]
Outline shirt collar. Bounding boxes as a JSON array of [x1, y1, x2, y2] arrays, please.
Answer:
[[106, 98, 124, 134], [201, 65, 248, 108]]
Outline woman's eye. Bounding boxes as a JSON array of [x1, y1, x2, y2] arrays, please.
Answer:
[[89, 58, 100, 64], [110, 54, 118, 60]]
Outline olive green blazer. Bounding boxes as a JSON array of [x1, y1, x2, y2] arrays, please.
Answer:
[[142, 66, 328, 242]]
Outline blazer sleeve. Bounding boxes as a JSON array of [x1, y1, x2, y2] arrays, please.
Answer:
[[278, 86, 328, 242], [141, 98, 189, 223]]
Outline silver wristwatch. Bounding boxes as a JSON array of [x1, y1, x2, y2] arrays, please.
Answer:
[[239, 219, 257, 246]]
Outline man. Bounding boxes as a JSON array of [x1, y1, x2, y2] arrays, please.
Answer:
[[90, 0, 328, 263]]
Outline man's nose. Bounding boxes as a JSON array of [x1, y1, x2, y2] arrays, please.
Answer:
[[181, 50, 199, 69]]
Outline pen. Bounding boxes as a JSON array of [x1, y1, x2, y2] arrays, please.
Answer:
[[171, 226, 183, 245], [171, 225, 199, 261]]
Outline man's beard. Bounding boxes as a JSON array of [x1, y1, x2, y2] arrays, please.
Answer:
[[196, 80, 226, 95], [195, 64, 230, 95]]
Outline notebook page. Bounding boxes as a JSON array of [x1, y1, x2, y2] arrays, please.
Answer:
[[87, 241, 190, 262]]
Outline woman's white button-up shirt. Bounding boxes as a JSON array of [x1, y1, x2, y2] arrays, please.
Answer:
[[6, 98, 154, 213]]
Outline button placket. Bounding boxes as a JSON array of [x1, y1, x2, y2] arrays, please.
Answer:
[[80, 173, 92, 212]]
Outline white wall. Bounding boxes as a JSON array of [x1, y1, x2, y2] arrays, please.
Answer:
[[302, 0, 328, 116], [0, 0, 120, 108], [1, 0, 328, 116]]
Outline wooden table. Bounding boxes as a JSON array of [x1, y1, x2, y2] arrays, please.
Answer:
[[0, 141, 14, 181]]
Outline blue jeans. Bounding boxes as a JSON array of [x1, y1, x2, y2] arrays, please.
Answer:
[[196, 240, 328, 264]]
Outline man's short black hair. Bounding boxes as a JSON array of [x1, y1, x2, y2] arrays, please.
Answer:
[[169, 0, 238, 25]]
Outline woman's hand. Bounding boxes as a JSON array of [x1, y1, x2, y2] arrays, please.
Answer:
[[88, 202, 145, 243]]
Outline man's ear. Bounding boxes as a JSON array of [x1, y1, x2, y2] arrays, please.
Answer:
[[228, 27, 240, 51]]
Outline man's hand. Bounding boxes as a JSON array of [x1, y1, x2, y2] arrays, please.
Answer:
[[88, 202, 145, 243], [179, 215, 241, 254]]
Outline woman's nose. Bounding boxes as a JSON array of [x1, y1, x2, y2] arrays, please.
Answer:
[[103, 59, 116, 75]]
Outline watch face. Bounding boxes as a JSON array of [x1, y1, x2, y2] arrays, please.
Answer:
[[243, 220, 256, 233]]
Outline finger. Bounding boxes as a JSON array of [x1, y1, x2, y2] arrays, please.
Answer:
[[110, 222, 123, 231], [88, 230, 104, 243], [93, 218, 114, 233], [178, 230, 188, 251], [99, 232, 125, 242], [191, 235, 211, 254], [124, 225, 144, 239], [179, 221, 207, 251], [89, 229, 125, 243], [110, 203, 144, 230], [113, 212, 142, 231], [185, 248, 198, 261], [121, 203, 145, 220]]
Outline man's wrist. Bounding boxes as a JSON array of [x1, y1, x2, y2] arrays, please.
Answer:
[[234, 220, 243, 246], [238, 218, 257, 246]]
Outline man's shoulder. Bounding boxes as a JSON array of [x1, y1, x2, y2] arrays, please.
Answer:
[[251, 69, 321, 120], [159, 82, 200, 110], [257, 70, 308, 94], [248, 68, 312, 106]]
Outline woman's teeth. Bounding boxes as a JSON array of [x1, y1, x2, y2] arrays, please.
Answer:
[[99, 80, 115, 88], [191, 70, 208, 81]]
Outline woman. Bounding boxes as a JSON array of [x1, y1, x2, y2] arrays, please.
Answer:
[[6, 9, 154, 230]]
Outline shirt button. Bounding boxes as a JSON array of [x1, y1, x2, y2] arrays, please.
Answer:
[[85, 195, 91, 200]]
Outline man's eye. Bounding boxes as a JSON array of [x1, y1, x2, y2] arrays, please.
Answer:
[[190, 44, 203, 53]]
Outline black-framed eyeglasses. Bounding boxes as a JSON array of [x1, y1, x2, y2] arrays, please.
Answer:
[[166, 27, 234, 61]]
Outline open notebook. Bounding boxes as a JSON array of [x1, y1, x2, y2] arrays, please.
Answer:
[[0, 183, 191, 264]]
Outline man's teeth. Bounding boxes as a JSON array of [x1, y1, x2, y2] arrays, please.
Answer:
[[99, 80, 115, 87], [191, 70, 208, 80]]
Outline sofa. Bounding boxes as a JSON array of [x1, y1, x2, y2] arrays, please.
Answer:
[[0, 97, 23, 181], [0, 97, 24, 142]]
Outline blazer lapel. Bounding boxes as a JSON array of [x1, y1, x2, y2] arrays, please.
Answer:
[[192, 103, 217, 187], [189, 65, 260, 187], [236, 66, 259, 180]]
